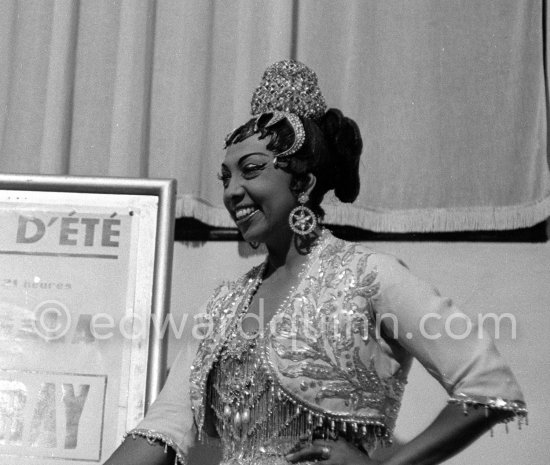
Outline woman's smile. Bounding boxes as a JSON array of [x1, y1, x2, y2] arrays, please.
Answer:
[[234, 205, 261, 223]]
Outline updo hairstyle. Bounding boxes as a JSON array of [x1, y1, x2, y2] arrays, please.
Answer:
[[225, 109, 363, 218]]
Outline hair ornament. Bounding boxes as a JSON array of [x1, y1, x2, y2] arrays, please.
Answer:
[[251, 60, 327, 120], [254, 111, 306, 160]]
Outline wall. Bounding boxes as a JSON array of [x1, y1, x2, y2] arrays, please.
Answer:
[[169, 239, 549, 465]]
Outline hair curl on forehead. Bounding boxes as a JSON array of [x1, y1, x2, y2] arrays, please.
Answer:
[[225, 116, 294, 158]]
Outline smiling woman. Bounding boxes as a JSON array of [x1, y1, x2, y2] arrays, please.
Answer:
[[105, 61, 526, 465]]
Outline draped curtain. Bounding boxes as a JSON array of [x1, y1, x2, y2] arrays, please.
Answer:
[[1, 0, 549, 232]]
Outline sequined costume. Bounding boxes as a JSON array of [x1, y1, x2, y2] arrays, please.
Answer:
[[128, 230, 526, 464]]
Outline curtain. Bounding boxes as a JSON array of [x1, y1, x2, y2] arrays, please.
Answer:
[[1, 0, 549, 232], [297, 0, 550, 231]]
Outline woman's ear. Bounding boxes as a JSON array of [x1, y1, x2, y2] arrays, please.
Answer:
[[290, 173, 317, 198], [303, 173, 317, 196]]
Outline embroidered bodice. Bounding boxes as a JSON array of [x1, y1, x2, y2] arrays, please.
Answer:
[[128, 230, 527, 465]]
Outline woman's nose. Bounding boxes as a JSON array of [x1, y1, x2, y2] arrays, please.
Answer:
[[224, 177, 245, 202]]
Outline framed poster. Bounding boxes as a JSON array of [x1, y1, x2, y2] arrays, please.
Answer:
[[0, 174, 176, 464]]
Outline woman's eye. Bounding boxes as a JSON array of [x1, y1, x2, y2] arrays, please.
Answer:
[[242, 163, 266, 178], [217, 172, 230, 187]]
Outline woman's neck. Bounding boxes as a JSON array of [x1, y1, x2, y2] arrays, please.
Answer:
[[264, 227, 324, 275]]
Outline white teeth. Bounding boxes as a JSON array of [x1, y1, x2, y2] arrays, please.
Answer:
[[235, 207, 258, 220]]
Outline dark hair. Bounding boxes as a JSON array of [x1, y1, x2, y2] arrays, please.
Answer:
[[225, 109, 363, 218]]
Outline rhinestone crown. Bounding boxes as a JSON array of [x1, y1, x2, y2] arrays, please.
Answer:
[[251, 60, 327, 120]]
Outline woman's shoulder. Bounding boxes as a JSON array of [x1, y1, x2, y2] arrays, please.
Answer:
[[323, 230, 407, 273], [320, 232, 422, 301]]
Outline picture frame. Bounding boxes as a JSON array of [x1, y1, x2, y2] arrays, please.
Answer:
[[0, 174, 176, 464]]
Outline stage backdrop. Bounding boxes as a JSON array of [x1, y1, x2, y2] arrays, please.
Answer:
[[0, 0, 549, 232]]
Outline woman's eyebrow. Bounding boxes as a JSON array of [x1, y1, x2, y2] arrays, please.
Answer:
[[237, 152, 270, 165]]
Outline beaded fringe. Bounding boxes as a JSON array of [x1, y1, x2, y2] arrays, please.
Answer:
[[125, 429, 187, 465], [176, 194, 550, 232], [448, 393, 528, 437], [207, 343, 391, 463]]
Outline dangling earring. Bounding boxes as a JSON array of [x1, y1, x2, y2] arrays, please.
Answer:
[[289, 192, 317, 236]]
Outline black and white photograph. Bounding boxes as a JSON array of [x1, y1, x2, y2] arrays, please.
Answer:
[[0, 1, 547, 465]]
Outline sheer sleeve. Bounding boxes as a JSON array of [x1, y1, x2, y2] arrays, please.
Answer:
[[125, 317, 201, 464], [370, 252, 527, 422]]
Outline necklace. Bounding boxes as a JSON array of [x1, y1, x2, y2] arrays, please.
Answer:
[[222, 262, 267, 349]]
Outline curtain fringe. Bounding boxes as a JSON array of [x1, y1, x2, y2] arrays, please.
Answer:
[[322, 195, 550, 232], [176, 194, 550, 232], [176, 195, 233, 228]]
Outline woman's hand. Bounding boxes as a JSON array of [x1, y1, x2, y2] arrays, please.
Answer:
[[285, 438, 381, 465]]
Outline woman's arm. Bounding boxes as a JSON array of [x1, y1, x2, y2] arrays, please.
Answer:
[[379, 403, 511, 465], [287, 404, 511, 465], [104, 436, 175, 465], [288, 251, 526, 465], [102, 340, 201, 465], [372, 252, 524, 464]]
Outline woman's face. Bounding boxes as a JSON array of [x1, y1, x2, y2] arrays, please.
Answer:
[[221, 134, 297, 244]]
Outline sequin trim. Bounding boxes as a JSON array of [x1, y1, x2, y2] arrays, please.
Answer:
[[125, 428, 187, 465], [259, 333, 391, 432], [448, 393, 528, 430], [220, 455, 317, 465]]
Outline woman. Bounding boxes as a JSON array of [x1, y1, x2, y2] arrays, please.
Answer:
[[106, 60, 526, 465]]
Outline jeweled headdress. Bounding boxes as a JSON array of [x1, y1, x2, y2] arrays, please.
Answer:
[[226, 60, 327, 160], [251, 60, 327, 120]]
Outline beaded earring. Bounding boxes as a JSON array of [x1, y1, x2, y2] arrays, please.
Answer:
[[288, 192, 317, 236]]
